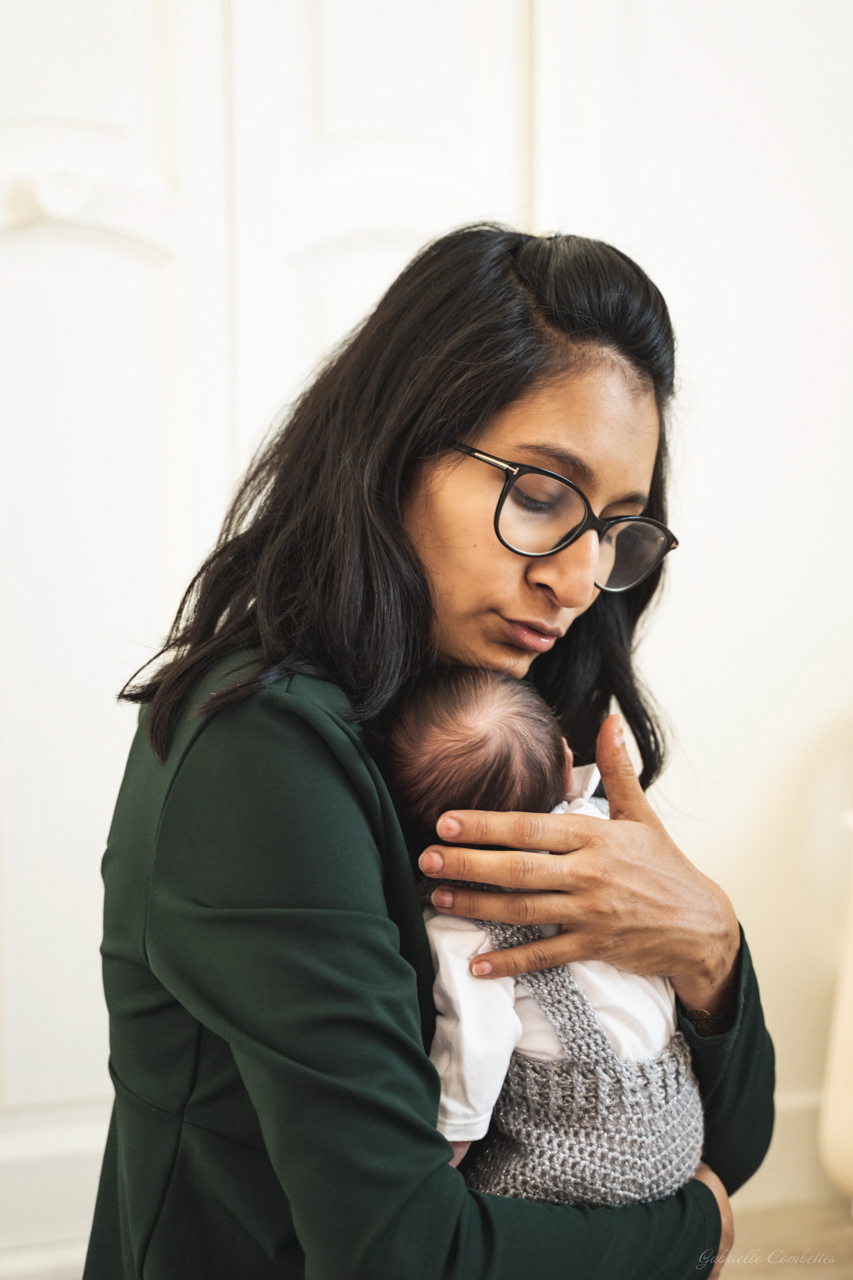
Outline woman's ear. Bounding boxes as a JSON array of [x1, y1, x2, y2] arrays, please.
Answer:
[[562, 738, 573, 793]]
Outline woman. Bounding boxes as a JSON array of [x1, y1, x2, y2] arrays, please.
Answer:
[[84, 226, 774, 1280]]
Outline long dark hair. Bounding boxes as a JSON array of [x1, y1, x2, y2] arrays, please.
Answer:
[[122, 224, 675, 785]]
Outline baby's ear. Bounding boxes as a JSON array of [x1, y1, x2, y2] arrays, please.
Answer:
[[562, 738, 573, 793]]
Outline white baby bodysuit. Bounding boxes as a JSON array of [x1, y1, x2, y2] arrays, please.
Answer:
[[422, 763, 677, 1143]]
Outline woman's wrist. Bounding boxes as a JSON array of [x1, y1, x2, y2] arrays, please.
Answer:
[[670, 913, 741, 1033]]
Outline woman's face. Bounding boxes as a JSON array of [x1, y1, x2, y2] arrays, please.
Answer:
[[402, 359, 661, 676]]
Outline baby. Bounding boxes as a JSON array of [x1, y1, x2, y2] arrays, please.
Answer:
[[387, 665, 705, 1208]]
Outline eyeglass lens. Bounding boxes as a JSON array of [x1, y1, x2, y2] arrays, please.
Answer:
[[500, 472, 667, 589]]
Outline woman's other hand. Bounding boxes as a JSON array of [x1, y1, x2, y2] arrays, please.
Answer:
[[417, 713, 741, 1018], [448, 1140, 471, 1169], [693, 1161, 734, 1278]]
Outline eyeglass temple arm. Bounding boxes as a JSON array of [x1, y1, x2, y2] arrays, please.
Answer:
[[455, 444, 519, 475]]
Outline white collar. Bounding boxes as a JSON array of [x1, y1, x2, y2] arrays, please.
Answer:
[[565, 762, 601, 802]]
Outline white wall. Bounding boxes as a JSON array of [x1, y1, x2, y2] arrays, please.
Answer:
[[0, 3, 236, 1275], [0, 1, 851, 1273], [529, 0, 853, 1210], [228, 0, 532, 459]]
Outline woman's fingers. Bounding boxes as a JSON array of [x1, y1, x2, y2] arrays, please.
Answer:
[[429, 888, 581, 925], [594, 714, 656, 824], [464, 931, 597, 979], [432, 810, 598, 856], [419, 841, 598, 890], [419, 737, 743, 996], [692, 1162, 734, 1278]]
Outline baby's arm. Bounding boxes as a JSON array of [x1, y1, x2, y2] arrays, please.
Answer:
[[423, 909, 523, 1159]]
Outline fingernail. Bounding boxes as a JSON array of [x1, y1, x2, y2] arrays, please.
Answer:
[[437, 815, 461, 838], [419, 850, 443, 873], [471, 960, 492, 976], [614, 715, 625, 746], [432, 888, 454, 909]]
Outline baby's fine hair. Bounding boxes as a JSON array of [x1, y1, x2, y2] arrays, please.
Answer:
[[387, 666, 567, 839]]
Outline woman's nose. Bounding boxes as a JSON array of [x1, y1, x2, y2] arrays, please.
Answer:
[[527, 530, 599, 608]]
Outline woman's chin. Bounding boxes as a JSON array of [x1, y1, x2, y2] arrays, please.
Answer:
[[465, 644, 537, 678], [497, 647, 536, 677]]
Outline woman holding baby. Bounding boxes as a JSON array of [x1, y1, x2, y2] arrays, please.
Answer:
[[84, 226, 773, 1280]]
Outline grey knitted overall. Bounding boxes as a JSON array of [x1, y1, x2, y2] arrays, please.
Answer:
[[461, 916, 701, 1203], [459, 915, 705, 1207]]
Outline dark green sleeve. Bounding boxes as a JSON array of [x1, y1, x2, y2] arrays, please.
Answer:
[[146, 687, 724, 1280], [676, 925, 776, 1194]]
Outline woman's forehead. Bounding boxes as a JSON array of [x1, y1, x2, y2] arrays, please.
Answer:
[[479, 367, 660, 494]]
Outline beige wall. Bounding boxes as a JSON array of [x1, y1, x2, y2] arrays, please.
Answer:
[[532, 0, 853, 1211], [0, 1, 851, 1273]]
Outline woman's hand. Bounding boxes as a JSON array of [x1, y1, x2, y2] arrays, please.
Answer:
[[417, 714, 741, 1018], [693, 1161, 734, 1278]]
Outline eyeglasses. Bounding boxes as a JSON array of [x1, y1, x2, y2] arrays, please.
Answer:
[[455, 443, 678, 592]]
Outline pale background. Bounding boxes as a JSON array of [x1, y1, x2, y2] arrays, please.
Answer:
[[1, 2, 852, 1276]]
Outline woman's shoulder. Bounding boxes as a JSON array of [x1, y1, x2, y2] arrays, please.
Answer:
[[173, 655, 367, 775], [186, 651, 356, 722], [112, 657, 396, 894], [159, 653, 354, 752], [102, 660, 405, 945], [263, 668, 362, 743], [110, 655, 399, 894], [159, 655, 393, 838], [119, 655, 378, 829]]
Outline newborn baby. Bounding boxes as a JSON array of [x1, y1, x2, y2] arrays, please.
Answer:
[[388, 665, 704, 1208]]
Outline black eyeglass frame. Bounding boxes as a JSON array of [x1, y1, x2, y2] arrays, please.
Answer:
[[455, 443, 679, 593]]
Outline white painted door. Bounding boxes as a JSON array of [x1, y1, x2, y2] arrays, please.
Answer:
[[0, 2, 234, 1272], [0, 3, 532, 1273], [229, 0, 533, 460]]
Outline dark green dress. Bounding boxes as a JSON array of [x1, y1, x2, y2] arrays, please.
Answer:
[[83, 657, 774, 1280]]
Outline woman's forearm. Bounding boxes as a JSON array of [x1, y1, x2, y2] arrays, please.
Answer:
[[678, 926, 776, 1194]]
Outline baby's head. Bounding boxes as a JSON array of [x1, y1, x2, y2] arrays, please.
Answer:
[[387, 666, 572, 841]]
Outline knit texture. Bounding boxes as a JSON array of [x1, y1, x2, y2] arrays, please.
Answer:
[[460, 914, 705, 1206]]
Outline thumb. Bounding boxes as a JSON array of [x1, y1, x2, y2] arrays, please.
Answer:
[[595, 714, 653, 822]]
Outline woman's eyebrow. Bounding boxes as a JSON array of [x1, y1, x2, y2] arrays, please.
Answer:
[[514, 443, 648, 506]]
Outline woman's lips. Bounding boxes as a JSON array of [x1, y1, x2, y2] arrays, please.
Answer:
[[499, 617, 561, 653]]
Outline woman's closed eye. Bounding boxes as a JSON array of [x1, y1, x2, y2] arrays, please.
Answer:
[[512, 490, 557, 515], [508, 476, 579, 516]]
